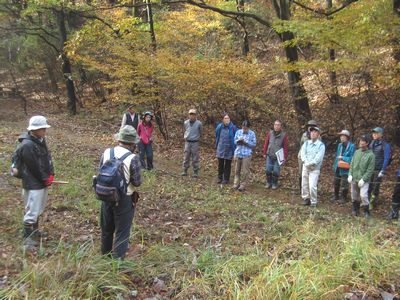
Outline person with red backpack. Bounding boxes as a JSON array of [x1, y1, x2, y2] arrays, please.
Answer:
[[368, 127, 392, 209], [98, 125, 141, 259]]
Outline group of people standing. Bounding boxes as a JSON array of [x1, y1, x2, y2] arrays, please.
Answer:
[[12, 107, 399, 260]]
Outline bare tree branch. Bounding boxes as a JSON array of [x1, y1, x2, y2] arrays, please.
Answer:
[[292, 0, 359, 17]]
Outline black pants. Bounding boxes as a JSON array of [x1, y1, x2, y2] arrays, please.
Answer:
[[392, 176, 400, 205], [100, 194, 135, 259], [368, 170, 383, 199], [333, 169, 349, 200], [218, 158, 232, 182]]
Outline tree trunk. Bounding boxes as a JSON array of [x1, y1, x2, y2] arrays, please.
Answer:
[[56, 8, 78, 115], [236, 0, 249, 56], [326, 0, 340, 104], [146, 0, 156, 51], [45, 60, 59, 92], [393, 0, 400, 145], [274, 0, 312, 126]]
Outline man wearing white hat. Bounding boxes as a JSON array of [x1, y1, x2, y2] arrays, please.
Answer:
[[15, 116, 54, 246]]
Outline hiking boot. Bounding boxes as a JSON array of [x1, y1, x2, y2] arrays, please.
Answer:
[[302, 198, 311, 206], [181, 169, 188, 176], [265, 173, 272, 189], [352, 201, 360, 216], [265, 181, 271, 189], [193, 170, 199, 178], [369, 195, 376, 210], [388, 203, 399, 221], [310, 202, 317, 208], [271, 175, 278, 190], [362, 205, 371, 218], [23, 224, 39, 247], [238, 185, 245, 192], [33, 221, 48, 238], [217, 178, 223, 184]]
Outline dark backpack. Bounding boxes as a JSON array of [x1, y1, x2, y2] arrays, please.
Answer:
[[10, 143, 23, 178], [94, 148, 132, 204]]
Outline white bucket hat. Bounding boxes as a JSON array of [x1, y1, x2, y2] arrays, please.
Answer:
[[27, 116, 51, 131]]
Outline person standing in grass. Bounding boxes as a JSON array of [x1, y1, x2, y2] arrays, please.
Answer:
[[120, 104, 139, 130], [137, 111, 154, 170], [348, 134, 375, 218], [331, 130, 356, 204], [387, 165, 400, 220], [15, 116, 54, 247], [300, 126, 325, 207], [182, 109, 202, 178], [368, 127, 392, 209], [215, 114, 237, 184], [99, 125, 141, 259], [297, 120, 319, 193], [262, 119, 288, 190], [233, 120, 256, 192]]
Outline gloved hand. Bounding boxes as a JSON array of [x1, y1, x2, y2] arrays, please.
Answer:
[[307, 164, 316, 171], [347, 175, 353, 183], [358, 178, 365, 188], [44, 175, 54, 187], [378, 170, 385, 178]]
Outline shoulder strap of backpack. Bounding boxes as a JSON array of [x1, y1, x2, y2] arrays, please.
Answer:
[[110, 147, 115, 159], [118, 150, 133, 162]]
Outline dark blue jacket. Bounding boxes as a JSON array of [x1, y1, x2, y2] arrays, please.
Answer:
[[215, 122, 237, 152], [333, 141, 356, 176], [369, 139, 391, 172]]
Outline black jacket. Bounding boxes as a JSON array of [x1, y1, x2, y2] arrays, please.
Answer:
[[18, 132, 54, 190]]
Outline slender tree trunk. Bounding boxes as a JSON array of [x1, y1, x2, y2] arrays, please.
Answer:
[[56, 8, 78, 115], [394, 0, 400, 144], [326, 0, 340, 104], [236, 0, 249, 56], [45, 60, 59, 92], [274, 0, 312, 126], [146, 0, 156, 51]]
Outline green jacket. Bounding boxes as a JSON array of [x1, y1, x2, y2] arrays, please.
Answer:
[[349, 148, 375, 182]]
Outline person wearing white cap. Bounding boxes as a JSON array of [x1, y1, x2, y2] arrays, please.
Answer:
[[331, 130, 355, 204], [182, 109, 202, 177], [13, 116, 54, 247], [300, 127, 325, 207]]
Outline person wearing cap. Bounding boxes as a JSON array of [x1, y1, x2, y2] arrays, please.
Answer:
[[368, 127, 392, 209], [15, 116, 54, 247], [137, 111, 154, 170], [331, 130, 356, 204], [215, 114, 237, 184], [388, 165, 400, 220], [297, 120, 318, 193], [182, 109, 203, 177], [300, 126, 325, 207], [262, 119, 289, 189], [348, 134, 375, 217], [99, 125, 141, 259], [120, 105, 139, 130], [233, 120, 257, 192]]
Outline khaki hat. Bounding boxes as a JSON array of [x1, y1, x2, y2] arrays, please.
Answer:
[[114, 125, 139, 144], [188, 109, 197, 115], [306, 120, 318, 126], [338, 130, 351, 137], [27, 116, 51, 131]]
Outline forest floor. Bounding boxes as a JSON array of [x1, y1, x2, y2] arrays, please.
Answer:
[[0, 97, 399, 299]]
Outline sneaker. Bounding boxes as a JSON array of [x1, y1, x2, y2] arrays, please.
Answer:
[[232, 184, 239, 190], [217, 178, 223, 184], [310, 203, 317, 208], [271, 184, 278, 190], [193, 170, 199, 178], [302, 198, 311, 206], [238, 186, 245, 192], [265, 182, 271, 189], [181, 171, 188, 176], [221, 180, 228, 185]]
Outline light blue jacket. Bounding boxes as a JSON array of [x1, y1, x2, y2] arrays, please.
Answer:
[[300, 139, 325, 170], [333, 141, 356, 176]]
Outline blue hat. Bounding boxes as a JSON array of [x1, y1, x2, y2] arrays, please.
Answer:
[[372, 127, 384, 134]]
